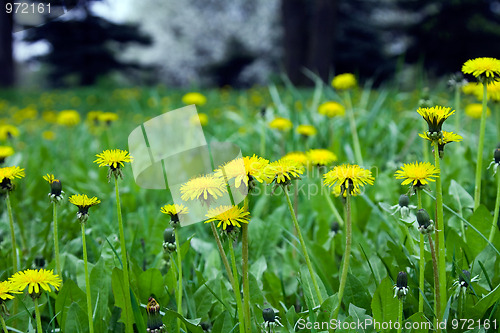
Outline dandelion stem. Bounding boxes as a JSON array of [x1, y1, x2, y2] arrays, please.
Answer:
[[114, 177, 134, 333], [210, 222, 235, 285], [417, 190, 425, 313], [0, 315, 8, 333], [333, 193, 352, 321], [242, 198, 252, 333], [433, 141, 446, 322], [34, 297, 43, 333], [428, 233, 441, 332], [53, 202, 61, 277], [489, 169, 500, 243], [454, 85, 461, 133], [284, 189, 323, 305], [5, 192, 17, 273], [474, 83, 488, 209], [81, 222, 94, 333], [174, 228, 183, 333], [228, 241, 246, 333], [397, 299, 403, 333], [345, 91, 363, 165], [322, 178, 344, 228]]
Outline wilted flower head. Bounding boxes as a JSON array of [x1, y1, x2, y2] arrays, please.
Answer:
[[146, 297, 166, 332]]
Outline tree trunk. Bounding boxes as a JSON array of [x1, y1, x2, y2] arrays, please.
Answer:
[[0, 0, 14, 87], [281, 0, 308, 85], [307, 0, 337, 82]]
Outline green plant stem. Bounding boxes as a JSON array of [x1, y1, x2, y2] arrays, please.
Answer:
[[433, 142, 446, 321], [53, 202, 61, 276], [241, 198, 251, 333], [81, 223, 94, 333], [6, 192, 17, 273], [428, 234, 440, 332], [417, 190, 425, 313], [333, 193, 352, 320], [174, 228, 183, 333], [260, 122, 266, 158], [474, 83, 488, 210], [0, 315, 8, 333], [210, 222, 235, 285], [397, 300, 403, 333], [322, 179, 344, 228], [489, 169, 500, 243], [345, 91, 363, 165], [114, 177, 134, 333], [34, 297, 43, 333], [457, 288, 463, 319], [283, 190, 323, 305], [228, 242, 246, 333], [454, 86, 461, 133]]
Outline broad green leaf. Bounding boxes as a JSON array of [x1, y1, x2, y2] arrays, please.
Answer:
[[300, 266, 328, 309], [465, 205, 492, 258], [138, 268, 165, 301], [64, 302, 89, 333], [343, 273, 371, 312], [90, 258, 110, 333], [471, 283, 500, 319], [449, 179, 474, 211], [111, 267, 134, 325], [371, 277, 399, 332], [211, 311, 235, 333], [406, 312, 430, 333], [55, 278, 86, 328]]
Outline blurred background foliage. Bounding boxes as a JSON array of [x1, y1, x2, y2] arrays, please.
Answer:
[[1, 0, 500, 88]]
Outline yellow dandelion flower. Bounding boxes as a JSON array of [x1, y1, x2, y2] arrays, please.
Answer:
[[57, 110, 81, 127], [306, 149, 338, 166], [215, 158, 247, 189], [243, 154, 269, 184], [182, 92, 207, 106], [462, 57, 500, 83], [98, 112, 119, 125], [190, 113, 208, 126], [419, 131, 463, 158], [87, 111, 103, 125], [395, 162, 439, 187], [0, 280, 21, 301], [417, 106, 455, 134], [462, 82, 481, 96], [69, 194, 100, 221], [263, 159, 304, 185], [161, 204, 188, 219], [94, 149, 133, 170], [318, 101, 345, 118], [43, 173, 57, 184], [269, 117, 293, 131], [205, 205, 250, 230], [323, 164, 374, 197], [332, 73, 357, 90], [296, 124, 317, 136], [180, 174, 227, 205], [487, 81, 500, 102], [282, 152, 308, 166], [465, 103, 491, 119], [42, 130, 56, 141], [42, 111, 57, 123], [0, 124, 20, 140], [0, 146, 14, 161], [0, 166, 25, 181], [9, 268, 62, 297]]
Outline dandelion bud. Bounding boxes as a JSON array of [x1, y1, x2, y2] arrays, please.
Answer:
[[417, 209, 434, 233], [163, 228, 175, 244], [459, 270, 471, 288], [262, 308, 276, 323], [146, 297, 166, 333], [399, 194, 410, 207], [495, 149, 500, 164], [50, 180, 62, 197], [394, 271, 409, 300]]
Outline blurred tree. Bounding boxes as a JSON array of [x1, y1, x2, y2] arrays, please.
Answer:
[[281, 0, 392, 85], [398, 0, 500, 74], [23, 2, 151, 86], [0, 0, 14, 87]]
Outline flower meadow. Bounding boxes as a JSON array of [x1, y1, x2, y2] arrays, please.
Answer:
[[1, 58, 500, 333]]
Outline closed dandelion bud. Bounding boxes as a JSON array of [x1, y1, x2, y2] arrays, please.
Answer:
[[146, 297, 166, 333], [495, 149, 500, 164], [262, 308, 276, 323], [459, 270, 471, 288], [399, 194, 410, 207], [162, 228, 176, 253], [394, 271, 409, 300], [417, 209, 434, 233], [51, 180, 62, 197]]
